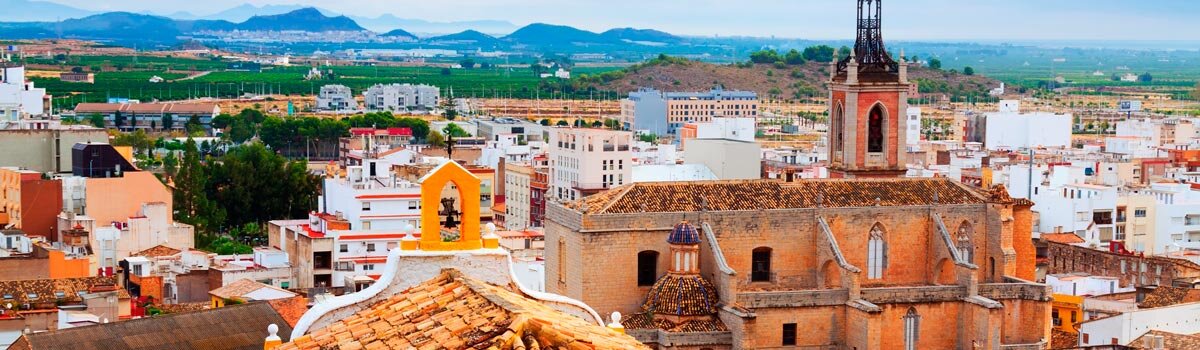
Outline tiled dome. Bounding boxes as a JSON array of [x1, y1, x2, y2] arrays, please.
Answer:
[[667, 220, 700, 245], [640, 274, 719, 316]]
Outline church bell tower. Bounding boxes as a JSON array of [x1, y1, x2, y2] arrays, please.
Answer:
[[827, 0, 910, 178]]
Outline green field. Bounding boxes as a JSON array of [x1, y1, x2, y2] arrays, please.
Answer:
[[30, 55, 625, 110]]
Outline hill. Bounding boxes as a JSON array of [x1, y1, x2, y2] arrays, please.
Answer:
[[0, 0, 94, 22], [196, 4, 338, 22], [504, 23, 613, 46], [380, 28, 418, 40], [236, 8, 364, 31], [425, 30, 500, 45], [349, 14, 516, 34], [582, 57, 1002, 102], [600, 28, 681, 44]]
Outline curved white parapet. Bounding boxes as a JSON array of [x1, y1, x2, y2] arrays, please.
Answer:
[[290, 246, 605, 340]]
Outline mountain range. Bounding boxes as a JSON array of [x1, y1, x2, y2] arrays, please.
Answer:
[[0, 5, 683, 48]]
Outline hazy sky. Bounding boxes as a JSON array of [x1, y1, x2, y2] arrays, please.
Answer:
[[44, 0, 1199, 40]]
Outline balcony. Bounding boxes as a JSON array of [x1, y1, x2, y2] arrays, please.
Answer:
[[571, 182, 612, 192]]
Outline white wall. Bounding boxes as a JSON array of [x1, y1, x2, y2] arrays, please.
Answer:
[[1079, 302, 1200, 346], [983, 111, 1072, 150]]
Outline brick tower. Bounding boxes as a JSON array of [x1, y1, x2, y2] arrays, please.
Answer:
[[827, 0, 911, 178]]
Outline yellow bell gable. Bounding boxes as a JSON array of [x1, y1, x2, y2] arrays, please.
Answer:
[[418, 160, 482, 251]]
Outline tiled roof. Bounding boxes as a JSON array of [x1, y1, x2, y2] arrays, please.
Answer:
[[279, 270, 647, 350], [0, 276, 127, 307], [210, 279, 296, 300], [1050, 329, 1077, 349], [1041, 233, 1086, 244], [642, 274, 720, 317], [10, 302, 292, 350], [623, 313, 728, 333], [568, 178, 989, 214], [1129, 330, 1200, 350], [130, 244, 181, 258], [1139, 286, 1200, 308], [157, 302, 210, 314]]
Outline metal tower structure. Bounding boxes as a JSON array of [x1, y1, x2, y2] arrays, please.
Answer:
[[837, 0, 899, 76]]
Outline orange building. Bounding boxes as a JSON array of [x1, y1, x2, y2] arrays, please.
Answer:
[[0, 168, 63, 239]]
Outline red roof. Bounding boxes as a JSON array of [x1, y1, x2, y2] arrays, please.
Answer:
[[1042, 233, 1085, 244], [386, 127, 413, 136], [301, 224, 326, 238], [349, 128, 376, 136]]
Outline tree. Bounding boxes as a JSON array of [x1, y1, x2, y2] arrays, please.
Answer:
[[590, 120, 603, 127], [836, 46, 852, 61], [638, 133, 657, 143], [88, 114, 105, 128], [555, 120, 569, 126], [929, 58, 943, 70], [162, 152, 178, 181], [186, 115, 204, 135], [211, 113, 235, 129], [427, 130, 446, 147], [113, 111, 125, 130], [459, 59, 476, 69], [161, 115, 174, 130], [749, 49, 782, 64], [1138, 73, 1153, 83], [603, 118, 622, 130], [963, 66, 975, 76], [70, 66, 84, 73], [442, 123, 471, 137], [802, 45, 836, 63], [784, 49, 805, 65], [539, 119, 551, 126], [440, 68, 451, 76]]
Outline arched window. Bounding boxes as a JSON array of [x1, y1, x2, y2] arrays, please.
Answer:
[[867, 224, 887, 279], [637, 251, 659, 286], [956, 222, 974, 264], [867, 104, 885, 153], [751, 247, 772, 282], [903, 307, 920, 350], [833, 103, 845, 153]]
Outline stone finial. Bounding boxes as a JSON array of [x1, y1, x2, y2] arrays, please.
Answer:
[[898, 48, 909, 83], [264, 323, 282, 349], [401, 224, 420, 251], [606, 312, 624, 334], [846, 49, 860, 84], [482, 222, 500, 249]]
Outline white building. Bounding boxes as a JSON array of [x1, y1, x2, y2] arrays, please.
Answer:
[[363, 84, 439, 111], [316, 85, 355, 111], [477, 134, 533, 170], [0, 64, 47, 116], [548, 128, 632, 202], [1045, 273, 1132, 296], [1078, 302, 1200, 347], [1136, 183, 1200, 253], [906, 107, 921, 146], [692, 117, 755, 143], [1005, 164, 1117, 243], [503, 163, 533, 231], [972, 100, 1072, 150]]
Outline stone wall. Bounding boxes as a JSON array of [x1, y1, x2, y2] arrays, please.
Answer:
[[1045, 241, 1192, 288]]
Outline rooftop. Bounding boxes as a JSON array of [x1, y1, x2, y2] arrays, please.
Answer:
[[210, 279, 297, 301], [279, 270, 646, 350], [1041, 233, 1086, 244], [568, 178, 998, 215], [130, 244, 182, 258], [0, 276, 127, 306]]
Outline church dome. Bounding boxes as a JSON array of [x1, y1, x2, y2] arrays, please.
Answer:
[[667, 220, 700, 245], [641, 274, 719, 316]]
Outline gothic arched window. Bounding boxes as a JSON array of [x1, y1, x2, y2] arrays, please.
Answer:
[[833, 103, 845, 153], [868, 104, 885, 153], [903, 307, 920, 350], [956, 222, 974, 264], [867, 224, 887, 279]]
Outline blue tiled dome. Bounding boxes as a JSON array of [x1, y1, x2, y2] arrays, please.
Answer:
[[667, 221, 700, 245]]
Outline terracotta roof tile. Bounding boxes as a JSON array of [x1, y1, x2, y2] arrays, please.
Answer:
[[130, 244, 181, 258], [1139, 286, 1200, 308], [278, 270, 647, 350], [1129, 330, 1200, 350], [642, 275, 719, 316], [210, 279, 296, 301], [1041, 233, 1086, 244], [0, 276, 126, 307], [568, 178, 988, 214]]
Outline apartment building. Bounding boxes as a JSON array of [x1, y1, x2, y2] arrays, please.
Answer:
[[72, 102, 220, 132], [503, 163, 533, 231], [363, 83, 439, 111], [547, 128, 632, 202], [315, 84, 355, 111], [620, 87, 758, 136]]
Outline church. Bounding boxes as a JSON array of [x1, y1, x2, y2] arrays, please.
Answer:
[[544, 1, 1052, 349]]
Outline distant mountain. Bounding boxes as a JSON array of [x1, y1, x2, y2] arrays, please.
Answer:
[[0, 0, 95, 22], [235, 8, 364, 32], [427, 30, 499, 43], [601, 28, 682, 44], [1, 12, 190, 43], [350, 14, 516, 35], [195, 4, 338, 22], [505, 23, 615, 47], [380, 28, 417, 40]]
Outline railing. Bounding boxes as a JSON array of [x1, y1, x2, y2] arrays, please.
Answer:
[[737, 289, 849, 308], [978, 282, 1052, 301], [571, 182, 610, 191], [860, 285, 966, 304]]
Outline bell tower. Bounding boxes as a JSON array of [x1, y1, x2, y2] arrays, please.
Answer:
[[827, 0, 910, 178]]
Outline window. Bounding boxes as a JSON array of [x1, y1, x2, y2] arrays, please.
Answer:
[[362, 202, 371, 211], [868, 224, 887, 279], [366, 243, 376, 252], [362, 221, 371, 230], [1134, 208, 1147, 218], [867, 104, 885, 153], [340, 244, 349, 253], [409, 201, 418, 210], [956, 222, 974, 264], [782, 323, 797, 346], [832, 103, 844, 153], [637, 251, 658, 286], [335, 262, 353, 271], [903, 308, 920, 350], [751, 247, 772, 282], [363, 264, 375, 271]]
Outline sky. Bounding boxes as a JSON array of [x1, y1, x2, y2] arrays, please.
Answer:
[[43, 0, 1200, 41]]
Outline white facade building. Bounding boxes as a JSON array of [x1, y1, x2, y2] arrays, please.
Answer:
[[0, 64, 47, 116], [548, 128, 632, 202], [693, 117, 755, 143], [1078, 302, 1200, 347], [316, 85, 355, 111], [976, 100, 1072, 150], [906, 107, 921, 146], [363, 84, 439, 111], [1045, 273, 1132, 296], [503, 163, 533, 231]]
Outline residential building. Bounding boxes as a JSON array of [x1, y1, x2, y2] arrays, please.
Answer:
[[476, 117, 543, 142], [362, 83, 439, 111], [122, 245, 213, 305], [1078, 301, 1200, 347], [1046, 273, 1132, 296], [0, 168, 62, 239], [0, 239, 90, 281], [620, 87, 758, 136], [0, 63, 48, 116], [71, 102, 220, 132], [209, 278, 299, 308], [504, 162, 533, 231], [683, 138, 761, 180], [0, 276, 131, 347], [548, 128, 632, 201], [57, 72, 93, 84], [965, 100, 1072, 151], [394, 160, 497, 223], [338, 127, 414, 166], [906, 106, 921, 146], [0, 129, 107, 173], [268, 218, 335, 292], [678, 116, 755, 150], [314, 84, 354, 111], [208, 247, 295, 292], [1044, 240, 1200, 288], [1125, 182, 1200, 254]]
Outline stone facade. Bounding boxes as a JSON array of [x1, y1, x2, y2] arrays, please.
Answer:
[[1044, 240, 1200, 288], [546, 179, 1051, 349]]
